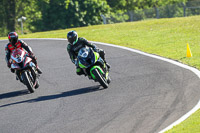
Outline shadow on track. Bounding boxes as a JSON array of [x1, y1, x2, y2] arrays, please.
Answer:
[[0, 90, 29, 100], [0, 85, 102, 108]]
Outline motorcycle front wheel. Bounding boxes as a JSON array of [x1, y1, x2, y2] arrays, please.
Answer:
[[92, 68, 108, 88], [22, 71, 35, 93]]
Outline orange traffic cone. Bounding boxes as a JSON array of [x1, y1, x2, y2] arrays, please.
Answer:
[[186, 43, 192, 57]]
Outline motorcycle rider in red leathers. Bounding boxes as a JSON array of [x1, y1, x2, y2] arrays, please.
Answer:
[[5, 32, 42, 79]]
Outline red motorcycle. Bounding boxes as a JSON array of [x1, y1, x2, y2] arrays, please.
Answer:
[[11, 48, 40, 93]]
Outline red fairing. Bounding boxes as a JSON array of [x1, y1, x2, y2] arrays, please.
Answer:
[[24, 57, 32, 67], [10, 49, 26, 69], [11, 48, 32, 68], [12, 48, 25, 58], [11, 48, 26, 63]]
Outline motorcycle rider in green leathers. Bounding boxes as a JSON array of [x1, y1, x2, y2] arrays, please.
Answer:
[[67, 30, 110, 75]]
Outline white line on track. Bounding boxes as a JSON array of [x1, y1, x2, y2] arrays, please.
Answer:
[[1, 38, 200, 132], [91, 41, 200, 133]]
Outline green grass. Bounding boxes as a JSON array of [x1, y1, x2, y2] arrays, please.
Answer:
[[165, 109, 200, 133], [1, 16, 200, 69], [1, 15, 200, 132]]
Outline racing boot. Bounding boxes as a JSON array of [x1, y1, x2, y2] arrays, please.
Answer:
[[16, 76, 22, 82], [104, 60, 110, 70], [76, 67, 84, 76], [107, 76, 111, 84], [16, 71, 23, 82], [36, 66, 42, 74], [88, 75, 92, 80], [99, 49, 110, 69], [106, 63, 110, 69], [30, 56, 42, 74]]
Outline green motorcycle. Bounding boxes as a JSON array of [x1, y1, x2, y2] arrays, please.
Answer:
[[77, 47, 111, 88]]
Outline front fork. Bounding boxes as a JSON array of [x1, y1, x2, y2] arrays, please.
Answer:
[[16, 67, 38, 84], [15, 70, 23, 83], [97, 57, 109, 77], [90, 65, 108, 80]]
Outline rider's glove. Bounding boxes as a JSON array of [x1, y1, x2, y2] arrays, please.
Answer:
[[72, 59, 78, 67], [10, 68, 15, 73], [29, 52, 36, 59], [74, 60, 78, 67], [93, 47, 99, 52], [7, 59, 12, 68]]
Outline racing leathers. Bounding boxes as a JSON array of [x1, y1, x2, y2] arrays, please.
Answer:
[[5, 40, 42, 74], [67, 37, 109, 75]]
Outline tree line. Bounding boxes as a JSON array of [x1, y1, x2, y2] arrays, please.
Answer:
[[0, 0, 194, 37]]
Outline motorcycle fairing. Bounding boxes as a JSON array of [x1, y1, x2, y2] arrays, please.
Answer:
[[11, 57, 32, 69], [11, 48, 26, 63], [29, 62, 36, 68], [24, 57, 32, 67], [11, 63, 20, 69], [78, 47, 97, 68], [11, 48, 33, 69], [93, 52, 99, 63], [77, 47, 109, 83]]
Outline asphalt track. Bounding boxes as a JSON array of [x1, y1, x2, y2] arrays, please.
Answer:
[[0, 39, 200, 133]]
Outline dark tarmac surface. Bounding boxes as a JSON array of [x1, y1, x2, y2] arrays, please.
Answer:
[[0, 39, 200, 133]]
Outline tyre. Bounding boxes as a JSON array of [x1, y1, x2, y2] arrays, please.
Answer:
[[92, 68, 108, 88], [35, 80, 39, 89], [30, 67, 39, 89], [107, 76, 111, 84], [22, 71, 35, 93]]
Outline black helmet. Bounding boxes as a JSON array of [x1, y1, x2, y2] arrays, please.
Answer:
[[67, 31, 78, 45], [8, 32, 18, 46]]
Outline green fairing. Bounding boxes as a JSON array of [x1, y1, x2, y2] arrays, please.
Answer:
[[106, 71, 108, 79], [90, 66, 104, 80], [79, 61, 87, 68], [94, 52, 99, 62], [76, 68, 81, 72], [104, 63, 108, 79], [78, 52, 99, 69]]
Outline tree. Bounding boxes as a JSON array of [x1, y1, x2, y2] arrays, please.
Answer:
[[107, 0, 126, 11], [6, 0, 16, 32], [0, 0, 193, 37], [0, 0, 16, 35], [35, 0, 110, 30], [107, 0, 187, 11], [0, 0, 7, 36]]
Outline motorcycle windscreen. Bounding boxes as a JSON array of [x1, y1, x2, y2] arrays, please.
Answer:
[[78, 47, 95, 68]]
